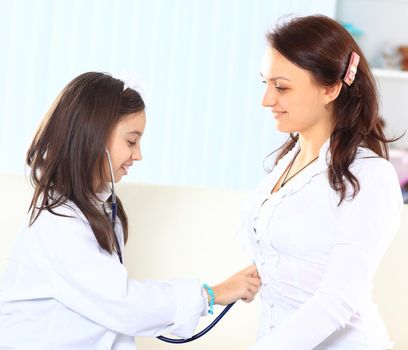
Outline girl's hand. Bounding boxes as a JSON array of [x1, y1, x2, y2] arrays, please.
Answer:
[[209, 264, 261, 305]]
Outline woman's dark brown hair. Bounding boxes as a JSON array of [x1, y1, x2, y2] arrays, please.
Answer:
[[26, 72, 145, 254], [266, 15, 389, 204]]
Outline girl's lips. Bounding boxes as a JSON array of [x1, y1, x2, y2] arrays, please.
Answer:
[[121, 165, 130, 175]]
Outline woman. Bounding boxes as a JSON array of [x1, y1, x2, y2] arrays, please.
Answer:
[[238, 15, 403, 350], [0, 72, 260, 349]]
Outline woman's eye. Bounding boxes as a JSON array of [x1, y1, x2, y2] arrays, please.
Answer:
[[275, 85, 287, 91], [127, 140, 136, 146]]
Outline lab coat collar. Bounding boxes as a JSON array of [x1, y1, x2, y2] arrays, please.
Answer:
[[96, 184, 113, 203]]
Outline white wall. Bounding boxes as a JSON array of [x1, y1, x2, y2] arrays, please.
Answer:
[[0, 0, 336, 190]]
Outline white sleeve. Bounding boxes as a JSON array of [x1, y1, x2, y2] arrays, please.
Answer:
[[40, 213, 208, 338], [251, 159, 403, 350]]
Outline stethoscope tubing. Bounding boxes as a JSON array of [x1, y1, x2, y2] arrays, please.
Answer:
[[106, 149, 123, 263], [157, 302, 236, 344]]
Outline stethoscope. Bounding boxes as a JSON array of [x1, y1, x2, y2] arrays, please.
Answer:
[[104, 149, 235, 344], [105, 149, 123, 263]]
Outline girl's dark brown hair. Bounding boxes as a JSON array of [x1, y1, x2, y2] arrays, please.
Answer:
[[26, 72, 145, 254], [266, 15, 389, 204]]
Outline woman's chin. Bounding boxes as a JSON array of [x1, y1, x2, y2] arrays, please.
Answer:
[[274, 122, 293, 134]]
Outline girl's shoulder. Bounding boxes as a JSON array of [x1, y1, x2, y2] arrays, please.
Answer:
[[23, 201, 100, 255], [29, 200, 89, 234]]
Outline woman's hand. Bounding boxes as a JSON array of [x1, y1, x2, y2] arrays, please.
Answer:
[[209, 264, 261, 305]]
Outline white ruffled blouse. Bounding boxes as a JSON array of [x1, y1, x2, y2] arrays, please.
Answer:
[[237, 139, 403, 350]]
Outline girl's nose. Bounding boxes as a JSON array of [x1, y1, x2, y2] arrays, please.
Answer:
[[132, 148, 142, 161]]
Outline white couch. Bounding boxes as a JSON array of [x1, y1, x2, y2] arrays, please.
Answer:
[[1, 173, 407, 350]]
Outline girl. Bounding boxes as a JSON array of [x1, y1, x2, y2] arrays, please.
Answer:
[[238, 15, 403, 350], [0, 72, 260, 349]]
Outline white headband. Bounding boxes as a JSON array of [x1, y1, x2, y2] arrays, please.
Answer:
[[111, 71, 147, 102]]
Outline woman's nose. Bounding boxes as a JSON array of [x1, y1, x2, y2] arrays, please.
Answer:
[[262, 85, 278, 107]]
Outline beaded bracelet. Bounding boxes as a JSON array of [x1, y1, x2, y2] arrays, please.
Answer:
[[202, 284, 215, 315]]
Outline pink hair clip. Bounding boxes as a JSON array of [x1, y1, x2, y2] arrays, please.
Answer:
[[343, 51, 360, 86]]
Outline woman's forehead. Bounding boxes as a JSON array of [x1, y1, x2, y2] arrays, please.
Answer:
[[260, 47, 312, 84]]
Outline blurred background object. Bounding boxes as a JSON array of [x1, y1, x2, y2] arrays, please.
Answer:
[[398, 45, 408, 71], [389, 148, 408, 203], [371, 43, 402, 70], [341, 21, 363, 44]]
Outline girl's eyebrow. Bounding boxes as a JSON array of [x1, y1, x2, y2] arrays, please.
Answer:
[[127, 130, 143, 136]]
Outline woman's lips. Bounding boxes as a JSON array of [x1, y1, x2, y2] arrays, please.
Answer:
[[272, 111, 286, 119]]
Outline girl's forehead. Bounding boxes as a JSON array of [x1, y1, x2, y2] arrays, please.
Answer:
[[117, 111, 146, 132], [121, 111, 145, 124]]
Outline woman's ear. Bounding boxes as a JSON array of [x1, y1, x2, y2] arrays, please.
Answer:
[[323, 80, 343, 105]]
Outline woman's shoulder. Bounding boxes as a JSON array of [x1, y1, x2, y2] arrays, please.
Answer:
[[351, 147, 401, 191], [353, 147, 395, 172]]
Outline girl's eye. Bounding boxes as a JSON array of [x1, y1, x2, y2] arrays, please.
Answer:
[[127, 140, 136, 146]]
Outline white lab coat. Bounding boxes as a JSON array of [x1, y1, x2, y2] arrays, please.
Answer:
[[0, 191, 208, 350], [237, 139, 403, 350]]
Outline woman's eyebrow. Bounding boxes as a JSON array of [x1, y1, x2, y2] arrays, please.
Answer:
[[260, 72, 291, 82]]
